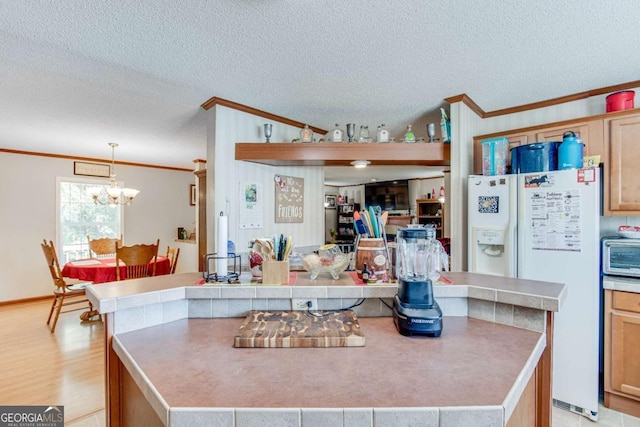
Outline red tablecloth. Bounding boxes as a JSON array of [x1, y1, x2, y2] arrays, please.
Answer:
[[61, 256, 171, 284]]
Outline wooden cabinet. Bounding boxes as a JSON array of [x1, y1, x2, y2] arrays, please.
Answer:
[[604, 113, 640, 214], [604, 289, 640, 418], [416, 199, 445, 238]]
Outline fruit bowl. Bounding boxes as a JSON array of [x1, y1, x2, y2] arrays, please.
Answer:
[[618, 225, 640, 239], [302, 244, 349, 280]]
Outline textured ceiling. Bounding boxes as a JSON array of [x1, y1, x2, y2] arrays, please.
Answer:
[[1, 1, 639, 185]]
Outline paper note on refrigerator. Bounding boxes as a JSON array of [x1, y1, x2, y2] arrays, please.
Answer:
[[529, 189, 582, 252]]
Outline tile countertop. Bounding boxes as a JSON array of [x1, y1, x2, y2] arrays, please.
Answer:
[[602, 275, 640, 293], [86, 271, 567, 315], [114, 316, 546, 427]]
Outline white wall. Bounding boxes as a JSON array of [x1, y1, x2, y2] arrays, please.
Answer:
[[324, 185, 338, 243], [337, 184, 365, 208], [0, 151, 195, 302], [409, 177, 445, 212], [207, 105, 324, 257]]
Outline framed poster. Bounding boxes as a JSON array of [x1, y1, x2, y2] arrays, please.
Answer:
[[190, 184, 196, 206], [274, 174, 303, 223], [325, 195, 337, 209], [74, 161, 110, 178], [239, 182, 263, 229]]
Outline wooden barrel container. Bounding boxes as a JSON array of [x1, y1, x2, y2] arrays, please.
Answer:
[[355, 238, 388, 281]]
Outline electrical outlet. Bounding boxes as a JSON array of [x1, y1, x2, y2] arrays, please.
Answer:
[[292, 298, 318, 311]]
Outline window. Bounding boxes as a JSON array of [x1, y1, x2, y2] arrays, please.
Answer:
[[57, 177, 123, 263]]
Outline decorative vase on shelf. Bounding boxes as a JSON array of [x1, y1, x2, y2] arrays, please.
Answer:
[[330, 123, 344, 143], [359, 125, 371, 142], [264, 123, 272, 143], [346, 123, 356, 143], [376, 124, 390, 143], [300, 124, 314, 143], [403, 124, 416, 143]]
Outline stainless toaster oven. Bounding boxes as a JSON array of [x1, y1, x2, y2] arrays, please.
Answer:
[[602, 237, 640, 278]]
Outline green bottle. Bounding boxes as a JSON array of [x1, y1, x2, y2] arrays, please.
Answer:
[[403, 125, 415, 143]]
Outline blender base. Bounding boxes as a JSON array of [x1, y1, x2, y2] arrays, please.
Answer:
[[392, 294, 443, 337]]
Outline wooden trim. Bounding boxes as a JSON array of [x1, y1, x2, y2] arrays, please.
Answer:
[[474, 107, 640, 142], [444, 94, 486, 117], [506, 372, 536, 427], [445, 80, 640, 118], [0, 294, 50, 306], [605, 391, 640, 418], [200, 96, 327, 135], [536, 311, 554, 427], [0, 148, 193, 172], [105, 314, 120, 427]]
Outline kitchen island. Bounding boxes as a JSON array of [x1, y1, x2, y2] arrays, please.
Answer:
[[87, 271, 565, 427]]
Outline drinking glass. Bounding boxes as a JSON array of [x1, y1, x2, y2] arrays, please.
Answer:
[[427, 123, 436, 142], [346, 123, 355, 143], [264, 123, 273, 143]]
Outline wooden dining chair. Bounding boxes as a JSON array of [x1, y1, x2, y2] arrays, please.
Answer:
[[115, 239, 159, 280], [41, 239, 95, 332], [87, 234, 123, 258], [166, 246, 180, 274]]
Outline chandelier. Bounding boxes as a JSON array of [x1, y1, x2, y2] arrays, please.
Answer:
[[87, 143, 140, 205]]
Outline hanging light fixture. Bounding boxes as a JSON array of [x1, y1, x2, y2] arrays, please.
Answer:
[[87, 143, 140, 205]]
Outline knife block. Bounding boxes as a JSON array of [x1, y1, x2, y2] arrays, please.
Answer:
[[262, 261, 290, 285]]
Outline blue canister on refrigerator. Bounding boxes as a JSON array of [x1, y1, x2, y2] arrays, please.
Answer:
[[558, 131, 584, 170]]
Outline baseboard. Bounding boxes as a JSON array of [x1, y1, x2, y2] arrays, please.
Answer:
[[0, 294, 50, 306], [605, 391, 640, 418]]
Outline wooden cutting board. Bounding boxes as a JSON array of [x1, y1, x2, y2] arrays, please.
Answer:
[[234, 310, 365, 348]]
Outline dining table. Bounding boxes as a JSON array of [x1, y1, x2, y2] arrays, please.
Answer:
[[61, 256, 171, 284]]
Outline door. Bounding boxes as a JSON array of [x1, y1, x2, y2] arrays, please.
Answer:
[[611, 310, 640, 398], [517, 168, 600, 415], [608, 115, 640, 212], [467, 175, 517, 276]]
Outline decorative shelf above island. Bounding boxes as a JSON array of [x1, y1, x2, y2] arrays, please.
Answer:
[[235, 142, 450, 167]]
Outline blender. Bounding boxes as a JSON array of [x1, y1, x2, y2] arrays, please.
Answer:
[[392, 225, 446, 337]]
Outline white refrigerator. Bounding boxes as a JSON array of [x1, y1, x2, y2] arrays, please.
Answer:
[[468, 168, 601, 420]]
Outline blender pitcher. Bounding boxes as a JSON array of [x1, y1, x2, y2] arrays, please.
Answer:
[[393, 224, 444, 337], [396, 224, 448, 282]]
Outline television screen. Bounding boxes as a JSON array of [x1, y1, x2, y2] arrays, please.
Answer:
[[364, 180, 409, 211]]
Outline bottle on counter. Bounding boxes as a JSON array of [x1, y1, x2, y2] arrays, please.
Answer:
[[300, 124, 314, 143], [362, 263, 370, 282], [403, 124, 416, 143]]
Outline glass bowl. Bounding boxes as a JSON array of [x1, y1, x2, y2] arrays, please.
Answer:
[[618, 225, 640, 239], [302, 244, 349, 280]]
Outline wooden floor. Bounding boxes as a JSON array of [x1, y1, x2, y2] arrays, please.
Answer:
[[0, 298, 105, 424]]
